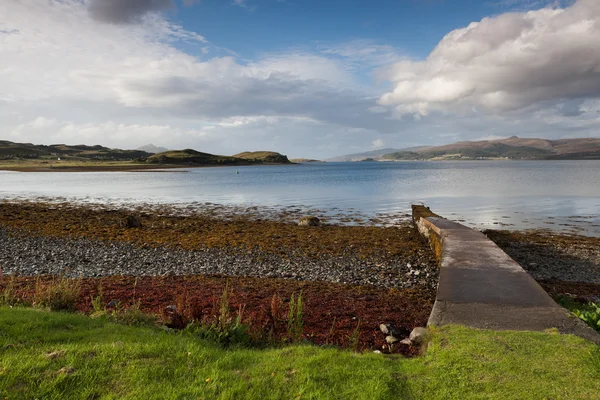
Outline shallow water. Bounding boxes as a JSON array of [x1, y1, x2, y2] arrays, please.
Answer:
[[1, 161, 599, 235]]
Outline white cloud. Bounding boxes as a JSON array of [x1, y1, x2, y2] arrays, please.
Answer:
[[371, 139, 385, 149], [1, 0, 600, 159], [379, 0, 600, 117]]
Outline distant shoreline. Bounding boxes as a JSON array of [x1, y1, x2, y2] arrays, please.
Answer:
[[0, 161, 297, 172]]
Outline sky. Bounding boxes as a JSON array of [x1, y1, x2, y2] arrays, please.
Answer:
[[2, 0, 600, 159]]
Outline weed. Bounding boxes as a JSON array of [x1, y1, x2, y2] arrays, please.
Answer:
[[269, 293, 283, 332], [90, 284, 104, 315], [185, 284, 251, 347], [112, 301, 156, 327], [556, 295, 600, 332], [287, 292, 304, 343], [0, 267, 20, 307], [348, 320, 361, 351], [572, 303, 600, 332], [33, 276, 80, 312], [327, 316, 337, 345]]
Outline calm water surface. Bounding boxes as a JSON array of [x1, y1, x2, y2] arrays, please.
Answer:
[[1, 161, 599, 235]]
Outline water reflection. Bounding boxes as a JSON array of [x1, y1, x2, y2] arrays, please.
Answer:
[[1, 161, 599, 236]]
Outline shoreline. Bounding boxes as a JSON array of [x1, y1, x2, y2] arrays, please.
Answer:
[[1, 200, 597, 297], [0, 161, 297, 173], [0, 201, 437, 289], [0, 200, 437, 355], [1, 200, 598, 353]]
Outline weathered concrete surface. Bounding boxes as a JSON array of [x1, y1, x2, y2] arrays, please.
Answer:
[[412, 205, 600, 345]]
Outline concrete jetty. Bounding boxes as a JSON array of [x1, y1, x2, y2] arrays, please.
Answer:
[[412, 205, 600, 345]]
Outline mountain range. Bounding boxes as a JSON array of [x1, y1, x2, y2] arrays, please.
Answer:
[[330, 137, 600, 161], [137, 144, 169, 154]]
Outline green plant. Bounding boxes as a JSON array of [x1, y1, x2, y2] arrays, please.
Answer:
[[556, 295, 600, 332], [33, 276, 80, 312], [1, 279, 19, 307], [348, 320, 361, 351], [572, 303, 600, 332], [327, 316, 337, 345], [0, 266, 20, 307], [185, 284, 251, 347], [269, 293, 283, 332], [112, 301, 156, 327], [287, 292, 304, 343]]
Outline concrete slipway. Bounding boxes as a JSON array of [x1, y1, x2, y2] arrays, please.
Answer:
[[412, 205, 600, 346]]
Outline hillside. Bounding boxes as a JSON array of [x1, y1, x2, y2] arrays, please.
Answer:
[[326, 148, 403, 162], [0, 140, 151, 161], [380, 137, 600, 161], [0, 141, 293, 171], [146, 149, 244, 165], [327, 146, 433, 162], [232, 151, 291, 164]]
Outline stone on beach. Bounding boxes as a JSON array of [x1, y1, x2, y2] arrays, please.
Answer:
[[120, 215, 142, 229], [409, 327, 428, 345], [298, 216, 320, 226]]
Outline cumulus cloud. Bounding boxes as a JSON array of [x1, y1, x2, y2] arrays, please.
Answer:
[[2, 0, 600, 159], [0, 0, 400, 157], [371, 139, 385, 149], [379, 0, 600, 117], [88, 0, 174, 24]]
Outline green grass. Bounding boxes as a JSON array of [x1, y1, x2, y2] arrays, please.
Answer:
[[1, 307, 599, 399]]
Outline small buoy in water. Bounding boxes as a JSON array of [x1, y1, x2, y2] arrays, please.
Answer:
[[236, 170, 239, 174]]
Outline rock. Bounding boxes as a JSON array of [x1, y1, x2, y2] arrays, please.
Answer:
[[379, 323, 390, 335], [373, 350, 382, 354], [399, 338, 412, 345], [298, 216, 320, 226], [409, 327, 427, 345], [120, 215, 142, 229], [379, 323, 400, 336], [385, 335, 399, 344]]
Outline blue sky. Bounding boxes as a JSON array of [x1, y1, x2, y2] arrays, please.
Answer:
[[1, 0, 597, 158], [173, 0, 497, 60]]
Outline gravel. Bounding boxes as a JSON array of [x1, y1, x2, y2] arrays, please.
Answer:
[[0, 228, 438, 290], [486, 231, 600, 284]]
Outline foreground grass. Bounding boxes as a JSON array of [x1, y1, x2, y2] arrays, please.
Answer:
[[1, 307, 599, 399]]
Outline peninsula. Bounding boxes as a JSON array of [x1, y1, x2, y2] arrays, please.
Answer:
[[0, 140, 292, 171]]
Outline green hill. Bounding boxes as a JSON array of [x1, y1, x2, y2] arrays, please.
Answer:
[[232, 151, 291, 163], [146, 149, 242, 165], [0, 140, 150, 161], [0, 141, 293, 169]]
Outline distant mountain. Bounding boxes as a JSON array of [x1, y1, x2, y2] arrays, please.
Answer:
[[327, 148, 400, 162], [137, 144, 168, 154], [382, 137, 600, 161], [0, 140, 151, 161]]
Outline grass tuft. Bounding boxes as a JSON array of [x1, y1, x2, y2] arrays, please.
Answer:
[[287, 292, 304, 342], [33, 276, 80, 312]]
